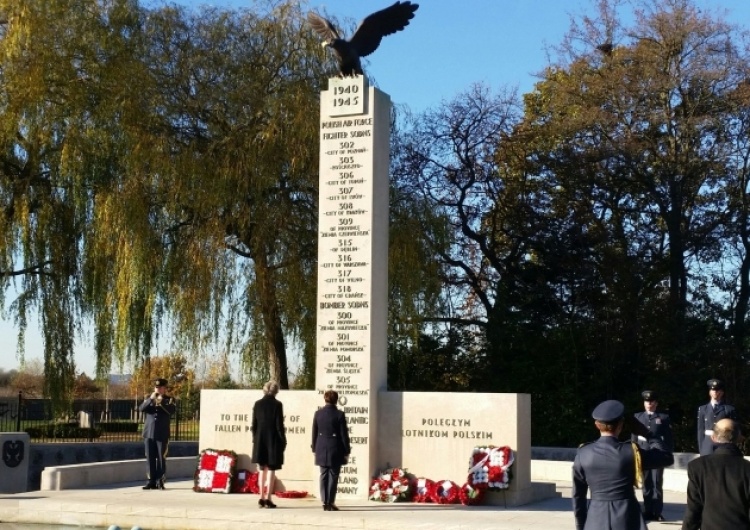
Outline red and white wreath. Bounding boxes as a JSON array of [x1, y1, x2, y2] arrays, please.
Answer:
[[369, 467, 411, 503], [430, 479, 460, 504], [459, 482, 485, 506], [413, 477, 434, 503], [232, 469, 259, 494], [467, 445, 514, 490], [194, 448, 238, 493]]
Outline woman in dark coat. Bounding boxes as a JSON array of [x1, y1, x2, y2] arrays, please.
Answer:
[[251, 380, 287, 508], [311, 389, 350, 511]]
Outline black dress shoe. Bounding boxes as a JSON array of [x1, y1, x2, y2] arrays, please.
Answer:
[[158, 479, 165, 490], [258, 499, 266, 508], [265, 499, 277, 509], [323, 504, 330, 511], [142, 483, 157, 490], [655, 514, 666, 522], [328, 504, 339, 511]]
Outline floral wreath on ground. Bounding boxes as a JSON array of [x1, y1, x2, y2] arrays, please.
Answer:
[[194, 448, 238, 494], [275, 490, 308, 498], [413, 478, 435, 503], [430, 480, 460, 504], [458, 482, 485, 506], [467, 445, 515, 491], [369, 467, 412, 502], [232, 469, 259, 494]]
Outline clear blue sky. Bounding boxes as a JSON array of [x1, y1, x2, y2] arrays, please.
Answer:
[[1, 0, 749, 374]]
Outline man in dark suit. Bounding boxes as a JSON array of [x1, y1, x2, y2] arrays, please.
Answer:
[[311, 390, 350, 511], [632, 390, 673, 522], [696, 378, 738, 455], [682, 419, 750, 530], [138, 377, 176, 490], [573, 400, 674, 530]]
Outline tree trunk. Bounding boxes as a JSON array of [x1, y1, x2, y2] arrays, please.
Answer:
[[254, 249, 289, 389]]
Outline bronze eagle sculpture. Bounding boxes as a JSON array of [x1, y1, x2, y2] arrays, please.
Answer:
[[307, 1, 419, 77]]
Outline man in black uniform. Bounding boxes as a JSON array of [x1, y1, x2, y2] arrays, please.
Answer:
[[139, 377, 176, 490], [311, 390, 351, 511], [632, 390, 673, 522], [696, 378, 737, 456], [573, 399, 674, 530]]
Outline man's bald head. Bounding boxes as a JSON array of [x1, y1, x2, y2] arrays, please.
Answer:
[[712, 419, 741, 444]]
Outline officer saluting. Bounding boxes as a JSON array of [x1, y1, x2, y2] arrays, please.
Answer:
[[697, 378, 737, 456], [139, 377, 176, 490], [632, 390, 673, 522], [572, 400, 674, 530]]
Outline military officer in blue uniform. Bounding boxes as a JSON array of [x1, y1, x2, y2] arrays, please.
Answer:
[[573, 399, 674, 530], [632, 390, 673, 522], [697, 378, 737, 456], [312, 390, 351, 511], [139, 377, 176, 490]]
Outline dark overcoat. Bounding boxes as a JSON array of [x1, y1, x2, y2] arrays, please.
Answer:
[[139, 394, 176, 441], [682, 443, 750, 530], [696, 402, 738, 455], [251, 394, 287, 469], [572, 435, 673, 530], [311, 403, 350, 467]]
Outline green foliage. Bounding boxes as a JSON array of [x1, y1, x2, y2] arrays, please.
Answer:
[[25, 423, 102, 440]]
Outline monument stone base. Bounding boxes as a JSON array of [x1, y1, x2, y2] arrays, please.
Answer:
[[200, 389, 558, 506], [0, 432, 30, 493]]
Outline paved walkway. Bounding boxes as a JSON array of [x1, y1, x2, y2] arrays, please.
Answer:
[[0, 480, 688, 530]]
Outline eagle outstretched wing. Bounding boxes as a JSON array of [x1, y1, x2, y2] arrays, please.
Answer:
[[306, 12, 340, 43], [307, 1, 419, 76], [349, 1, 419, 58]]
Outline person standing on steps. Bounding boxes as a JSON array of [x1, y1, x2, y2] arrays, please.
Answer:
[[312, 390, 351, 512], [139, 377, 176, 490], [251, 380, 287, 509], [632, 390, 673, 522]]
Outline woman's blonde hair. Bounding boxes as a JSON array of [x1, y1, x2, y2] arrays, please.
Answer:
[[263, 380, 279, 395]]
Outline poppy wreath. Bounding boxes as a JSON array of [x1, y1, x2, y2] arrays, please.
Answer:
[[458, 482, 485, 506], [467, 445, 515, 491], [430, 479, 460, 504], [275, 491, 308, 498], [368, 467, 411, 502], [232, 469, 259, 494], [413, 477, 435, 503], [194, 448, 238, 493]]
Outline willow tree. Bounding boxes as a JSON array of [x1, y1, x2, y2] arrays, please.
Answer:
[[82, 1, 334, 388], [0, 0, 144, 406]]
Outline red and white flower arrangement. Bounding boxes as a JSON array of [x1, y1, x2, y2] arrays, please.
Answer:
[[232, 469, 259, 494], [430, 480, 460, 504], [193, 448, 238, 493], [459, 482, 485, 506], [413, 477, 434, 503], [368, 467, 411, 503], [467, 445, 514, 490]]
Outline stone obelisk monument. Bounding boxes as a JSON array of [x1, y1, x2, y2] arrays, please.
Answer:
[[314, 75, 389, 495], [199, 76, 554, 506]]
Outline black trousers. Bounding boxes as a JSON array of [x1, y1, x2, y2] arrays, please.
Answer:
[[145, 439, 168, 484], [319, 465, 341, 505], [642, 467, 664, 515]]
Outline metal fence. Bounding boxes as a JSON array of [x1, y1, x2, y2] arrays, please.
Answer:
[[0, 393, 199, 442]]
